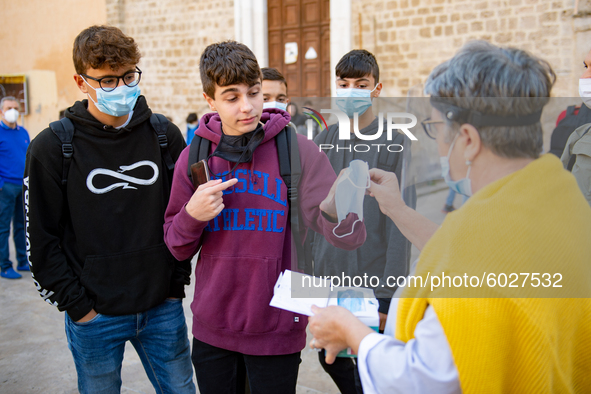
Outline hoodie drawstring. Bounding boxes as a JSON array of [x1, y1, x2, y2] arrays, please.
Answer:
[[249, 154, 257, 185]]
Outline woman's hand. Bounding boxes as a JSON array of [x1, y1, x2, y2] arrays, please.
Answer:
[[309, 305, 374, 364], [367, 168, 405, 218], [368, 168, 439, 251]]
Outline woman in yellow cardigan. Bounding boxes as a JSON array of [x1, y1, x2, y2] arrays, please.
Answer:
[[309, 41, 591, 394]]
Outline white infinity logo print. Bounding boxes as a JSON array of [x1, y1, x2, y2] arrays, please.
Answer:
[[86, 160, 159, 194]]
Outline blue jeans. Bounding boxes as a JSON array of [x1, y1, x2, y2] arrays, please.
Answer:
[[65, 299, 195, 394], [0, 182, 26, 271]]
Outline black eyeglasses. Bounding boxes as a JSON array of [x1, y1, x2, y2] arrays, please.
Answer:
[[421, 118, 444, 140], [80, 67, 142, 92]]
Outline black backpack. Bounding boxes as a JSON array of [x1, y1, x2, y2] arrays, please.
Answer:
[[186, 124, 311, 273], [49, 113, 175, 186]]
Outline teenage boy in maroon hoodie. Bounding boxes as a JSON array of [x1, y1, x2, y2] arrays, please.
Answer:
[[164, 41, 366, 394]]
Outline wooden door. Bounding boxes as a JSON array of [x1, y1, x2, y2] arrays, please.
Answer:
[[268, 0, 330, 98]]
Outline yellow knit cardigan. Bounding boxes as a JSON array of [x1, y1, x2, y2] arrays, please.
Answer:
[[395, 154, 591, 393]]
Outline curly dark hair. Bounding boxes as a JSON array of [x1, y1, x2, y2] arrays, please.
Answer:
[[200, 41, 262, 98], [73, 25, 141, 74]]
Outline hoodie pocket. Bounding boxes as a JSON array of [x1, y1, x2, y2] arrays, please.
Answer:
[[194, 253, 281, 333], [81, 243, 174, 315]]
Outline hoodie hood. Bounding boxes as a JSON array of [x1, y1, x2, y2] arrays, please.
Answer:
[[196, 108, 291, 144], [65, 95, 152, 135]]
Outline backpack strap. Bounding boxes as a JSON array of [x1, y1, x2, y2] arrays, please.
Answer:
[[49, 118, 75, 186], [187, 134, 211, 181], [276, 124, 311, 272], [150, 113, 175, 171]]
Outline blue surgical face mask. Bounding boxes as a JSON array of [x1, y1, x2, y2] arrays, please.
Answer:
[[440, 134, 472, 197], [263, 101, 288, 111], [335, 85, 378, 118], [82, 76, 141, 117], [188, 123, 198, 131]]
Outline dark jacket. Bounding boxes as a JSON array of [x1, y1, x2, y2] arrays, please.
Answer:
[[24, 97, 190, 321], [312, 117, 415, 313]]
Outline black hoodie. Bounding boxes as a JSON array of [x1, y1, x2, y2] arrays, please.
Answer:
[[24, 96, 190, 321]]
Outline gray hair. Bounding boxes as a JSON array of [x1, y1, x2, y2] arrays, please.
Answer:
[[424, 40, 556, 159], [1, 96, 18, 111]]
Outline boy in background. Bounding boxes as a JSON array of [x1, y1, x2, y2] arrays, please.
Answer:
[[312, 49, 414, 394], [261, 67, 289, 111]]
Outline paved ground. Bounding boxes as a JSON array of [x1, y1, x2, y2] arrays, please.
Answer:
[[0, 182, 454, 394]]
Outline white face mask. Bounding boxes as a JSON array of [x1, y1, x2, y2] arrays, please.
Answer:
[[263, 101, 288, 111], [332, 160, 370, 238], [3, 108, 19, 124], [579, 79, 591, 109]]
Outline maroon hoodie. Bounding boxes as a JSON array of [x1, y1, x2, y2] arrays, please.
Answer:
[[164, 109, 366, 355]]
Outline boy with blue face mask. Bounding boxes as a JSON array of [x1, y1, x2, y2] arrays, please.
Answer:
[[261, 67, 289, 111], [334, 50, 382, 131], [24, 25, 195, 393], [312, 49, 414, 394]]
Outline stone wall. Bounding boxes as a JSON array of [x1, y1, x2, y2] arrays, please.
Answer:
[[0, 0, 106, 135], [104, 0, 591, 144], [106, 0, 235, 136], [351, 0, 586, 98]]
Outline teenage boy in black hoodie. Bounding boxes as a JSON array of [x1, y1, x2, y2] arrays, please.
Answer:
[[24, 25, 195, 394], [312, 49, 414, 394]]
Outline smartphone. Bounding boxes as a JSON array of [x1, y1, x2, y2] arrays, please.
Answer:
[[190, 159, 211, 188]]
